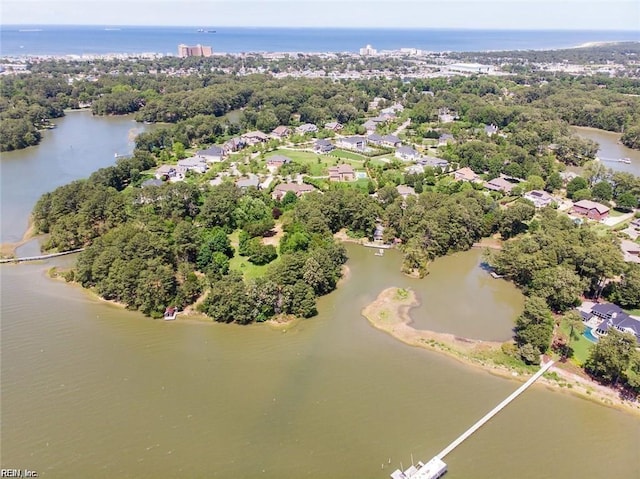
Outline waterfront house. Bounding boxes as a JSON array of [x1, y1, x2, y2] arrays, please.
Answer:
[[196, 145, 225, 163], [395, 146, 420, 161], [296, 123, 318, 134], [271, 182, 316, 200], [271, 125, 291, 139], [453, 167, 482, 183], [324, 121, 343, 132], [328, 164, 355, 182], [314, 138, 335, 153], [583, 303, 640, 343], [523, 190, 556, 208], [336, 136, 367, 152], [571, 199, 610, 221]]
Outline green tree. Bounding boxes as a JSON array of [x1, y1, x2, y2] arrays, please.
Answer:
[[514, 296, 554, 362], [592, 181, 613, 202], [530, 266, 586, 312], [585, 329, 637, 385], [566, 176, 589, 199], [616, 192, 637, 211]]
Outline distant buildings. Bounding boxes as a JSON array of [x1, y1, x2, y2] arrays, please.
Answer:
[[359, 44, 377, 56], [177, 44, 213, 58]]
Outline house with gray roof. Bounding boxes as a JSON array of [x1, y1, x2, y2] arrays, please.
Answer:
[[336, 136, 367, 152], [583, 303, 640, 343], [395, 146, 420, 161], [296, 123, 318, 134], [484, 175, 521, 194], [381, 134, 401, 148], [236, 174, 260, 190], [523, 190, 557, 208], [314, 139, 335, 153], [438, 133, 454, 146], [177, 157, 207, 175], [420, 156, 449, 169], [196, 145, 225, 163]]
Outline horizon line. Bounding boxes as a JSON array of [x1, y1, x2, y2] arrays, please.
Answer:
[[2, 24, 640, 33]]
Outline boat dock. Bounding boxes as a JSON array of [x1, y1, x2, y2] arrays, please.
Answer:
[[390, 360, 555, 479]]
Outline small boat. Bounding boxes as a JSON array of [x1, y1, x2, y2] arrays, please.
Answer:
[[618, 157, 631, 164], [163, 306, 178, 321]]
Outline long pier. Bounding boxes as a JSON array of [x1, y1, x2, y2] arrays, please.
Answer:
[[0, 248, 85, 264], [391, 360, 554, 479], [436, 360, 554, 460]]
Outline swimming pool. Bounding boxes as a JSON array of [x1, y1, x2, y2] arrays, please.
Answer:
[[583, 328, 599, 343]]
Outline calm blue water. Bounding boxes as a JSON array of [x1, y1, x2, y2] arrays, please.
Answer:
[[1, 25, 638, 56]]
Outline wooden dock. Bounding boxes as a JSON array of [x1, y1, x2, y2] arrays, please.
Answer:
[[0, 248, 85, 264], [391, 360, 554, 479]]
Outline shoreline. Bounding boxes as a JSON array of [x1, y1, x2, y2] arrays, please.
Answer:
[[0, 221, 38, 258], [362, 287, 640, 417]]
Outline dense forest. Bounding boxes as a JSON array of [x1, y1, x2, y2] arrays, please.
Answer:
[[2, 43, 640, 151]]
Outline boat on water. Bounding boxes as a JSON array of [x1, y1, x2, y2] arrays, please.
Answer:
[[619, 157, 632, 164], [163, 306, 178, 321], [197, 29, 216, 33]]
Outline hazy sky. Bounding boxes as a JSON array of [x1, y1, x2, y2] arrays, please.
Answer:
[[2, 0, 639, 30]]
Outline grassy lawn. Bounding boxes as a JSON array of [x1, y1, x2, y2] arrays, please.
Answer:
[[227, 230, 278, 280], [330, 149, 368, 161], [624, 307, 640, 316], [559, 320, 594, 366], [265, 149, 366, 176]]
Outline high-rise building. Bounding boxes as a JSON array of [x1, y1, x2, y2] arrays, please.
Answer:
[[359, 44, 377, 56], [178, 44, 213, 58]]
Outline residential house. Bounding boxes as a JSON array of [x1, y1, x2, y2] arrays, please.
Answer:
[[314, 138, 335, 153], [324, 121, 343, 132], [155, 164, 177, 180], [620, 239, 640, 264], [223, 137, 246, 153], [583, 303, 640, 343], [453, 167, 482, 183], [363, 119, 379, 132], [571, 199, 610, 221], [405, 164, 424, 175], [367, 133, 384, 145], [177, 157, 207, 175], [328, 164, 355, 182], [438, 108, 457, 123], [438, 133, 454, 146], [296, 123, 318, 134], [271, 126, 291, 139], [484, 175, 520, 194], [420, 156, 449, 169], [141, 178, 164, 188], [236, 174, 260, 190], [395, 146, 420, 162], [266, 154, 292, 172], [523, 190, 557, 208], [242, 131, 269, 145], [381, 134, 401, 148], [484, 124, 499, 136], [196, 145, 225, 163], [396, 185, 416, 199], [336, 136, 367, 152], [271, 182, 316, 200]]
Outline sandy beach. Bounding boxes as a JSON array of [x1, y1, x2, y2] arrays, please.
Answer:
[[362, 287, 640, 417]]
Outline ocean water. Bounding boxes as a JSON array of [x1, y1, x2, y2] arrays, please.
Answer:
[[0, 25, 638, 56]]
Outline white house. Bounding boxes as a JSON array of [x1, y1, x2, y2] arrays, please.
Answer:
[[196, 145, 225, 163], [395, 146, 420, 161]]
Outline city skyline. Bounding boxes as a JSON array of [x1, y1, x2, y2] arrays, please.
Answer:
[[2, 0, 639, 31]]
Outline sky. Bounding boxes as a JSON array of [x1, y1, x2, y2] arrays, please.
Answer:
[[2, 0, 639, 30]]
